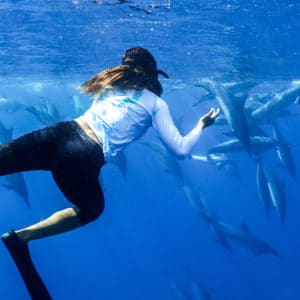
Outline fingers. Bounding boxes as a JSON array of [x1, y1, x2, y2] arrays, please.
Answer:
[[206, 108, 215, 118], [200, 107, 220, 128], [207, 107, 220, 118], [212, 107, 220, 118]]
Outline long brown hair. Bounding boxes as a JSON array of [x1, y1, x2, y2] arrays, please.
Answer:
[[81, 65, 162, 99], [81, 48, 168, 99]]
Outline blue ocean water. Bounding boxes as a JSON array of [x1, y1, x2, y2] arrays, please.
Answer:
[[0, 0, 300, 299]]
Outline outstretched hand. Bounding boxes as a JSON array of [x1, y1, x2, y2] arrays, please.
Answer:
[[199, 107, 220, 129]]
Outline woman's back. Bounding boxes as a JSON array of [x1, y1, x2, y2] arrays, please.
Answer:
[[79, 87, 159, 160]]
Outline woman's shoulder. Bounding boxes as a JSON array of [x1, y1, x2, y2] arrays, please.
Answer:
[[140, 89, 169, 114], [142, 88, 165, 102]]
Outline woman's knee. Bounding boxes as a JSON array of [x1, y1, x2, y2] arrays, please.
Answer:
[[76, 200, 105, 226]]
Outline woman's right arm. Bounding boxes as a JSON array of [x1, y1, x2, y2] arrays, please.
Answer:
[[152, 98, 219, 159]]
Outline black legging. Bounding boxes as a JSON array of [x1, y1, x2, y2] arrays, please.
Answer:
[[0, 121, 105, 225]]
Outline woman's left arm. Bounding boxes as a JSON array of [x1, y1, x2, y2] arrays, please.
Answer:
[[152, 98, 219, 158]]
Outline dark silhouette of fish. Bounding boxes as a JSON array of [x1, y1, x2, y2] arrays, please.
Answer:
[[256, 160, 272, 215], [140, 140, 184, 183], [262, 162, 287, 222], [250, 81, 300, 124], [272, 123, 296, 180], [191, 153, 233, 169], [197, 79, 251, 153], [185, 267, 212, 300], [207, 136, 278, 155], [2, 174, 30, 208], [0, 121, 30, 207], [208, 219, 281, 257], [183, 186, 281, 257], [26, 98, 62, 125], [0, 97, 25, 113]]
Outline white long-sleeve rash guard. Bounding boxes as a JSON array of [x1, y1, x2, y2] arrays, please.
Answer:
[[78, 88, 203, 162]]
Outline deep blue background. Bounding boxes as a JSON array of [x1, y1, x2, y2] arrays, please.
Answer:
[[0, 0, 299, 299]]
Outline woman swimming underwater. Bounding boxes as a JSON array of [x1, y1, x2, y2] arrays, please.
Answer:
[[0, 47, 219, 299]]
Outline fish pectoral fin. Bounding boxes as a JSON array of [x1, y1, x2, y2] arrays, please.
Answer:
[[2, 183, 14, 190]]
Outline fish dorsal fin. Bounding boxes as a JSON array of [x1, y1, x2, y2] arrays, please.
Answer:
[[241, 222, 250, 232]]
